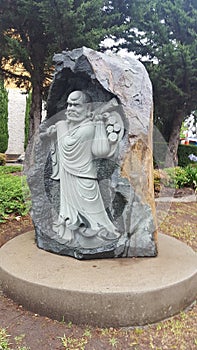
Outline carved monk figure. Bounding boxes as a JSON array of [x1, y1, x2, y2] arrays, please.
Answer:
[[45, 91, 120, 247]]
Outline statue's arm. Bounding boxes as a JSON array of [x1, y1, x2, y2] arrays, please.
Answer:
[[39, 124, 57, 140], [47, 125, 57, 137]]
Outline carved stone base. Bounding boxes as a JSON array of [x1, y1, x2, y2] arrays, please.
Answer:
[[35, 226, 157, 259]]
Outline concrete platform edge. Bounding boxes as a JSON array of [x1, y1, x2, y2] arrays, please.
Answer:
[[0, 232, 196, 327]]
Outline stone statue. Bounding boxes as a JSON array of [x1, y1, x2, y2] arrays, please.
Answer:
[[27, 47, 157, 259], [40, 90, 124, 252]]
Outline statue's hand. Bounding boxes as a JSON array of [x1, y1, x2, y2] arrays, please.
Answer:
[[94, 112, 110, 122], [39, 123, 48, 140], [39, 123, 57, 140], [46, 125, 57, 136], [39, 122, 46, 133]]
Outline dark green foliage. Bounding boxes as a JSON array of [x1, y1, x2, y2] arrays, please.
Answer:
[[0, 81, 8, 153], [178, 144, 197, 167], [24, 91, 32, 150], [119, 0, 197, 165], [164, 165, 197, 189], [0, 165, 22, 174], [164, 166, 191, 188], [0, 175, 29, 222], [39, 0, 126, 51], [0, 166, 30, 222], [154, 164, 197, 190], [0, 0, 129, 139]]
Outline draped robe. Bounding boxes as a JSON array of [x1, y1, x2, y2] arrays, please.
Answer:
[[50, 119, 117, 241]]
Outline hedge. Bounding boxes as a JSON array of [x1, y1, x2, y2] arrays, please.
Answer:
[[153, 142, 197, 168], [177, 144, 197, 167], [0, 81, 8, 153], [24, 91, 32, 150]]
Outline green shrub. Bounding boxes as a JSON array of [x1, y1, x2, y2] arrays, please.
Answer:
[[0, 81, 8, 153], [184, 164, 197, 189], [0, 153, 6, 165], [24, 91, 32, 150], [0, 165, 22, 174], [154, 165, 197, 190], [0, 173, 30, 222], [178, 144, 197, 167], [164, 167, 189, 188]]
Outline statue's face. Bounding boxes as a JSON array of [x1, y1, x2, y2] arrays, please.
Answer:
[[66, 91, 88, 122]]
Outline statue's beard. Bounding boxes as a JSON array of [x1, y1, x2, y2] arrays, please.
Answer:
[[67, 111, 86, 122]]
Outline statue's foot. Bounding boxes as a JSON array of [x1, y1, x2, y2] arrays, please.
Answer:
[[79, 226, 97, 237], [53, 222, 74, 242], [98, 228, 120, 241]]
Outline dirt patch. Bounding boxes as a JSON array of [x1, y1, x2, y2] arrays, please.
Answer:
[[158, 201, 197, 252], [0, 214, 33, 248], [155, 185, 195, 198]]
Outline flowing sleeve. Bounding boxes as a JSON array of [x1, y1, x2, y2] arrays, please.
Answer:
[[51, 139, 60, 180], [46, 124, 60, 180]]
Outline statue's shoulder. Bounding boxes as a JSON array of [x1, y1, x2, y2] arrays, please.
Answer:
[[72, 119, 94, 141], [56, 120, 67, 127]]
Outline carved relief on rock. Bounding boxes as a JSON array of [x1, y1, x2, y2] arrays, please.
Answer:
[[26, 47, 157, 259], [40, 90, 125, 256]]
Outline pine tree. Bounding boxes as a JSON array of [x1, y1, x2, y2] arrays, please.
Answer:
[[0, 0, 128, 141], [120, 0, 197, 165]]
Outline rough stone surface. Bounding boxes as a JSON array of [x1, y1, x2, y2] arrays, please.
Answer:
[[25, 47, 157, 259], [0, 232, 196, 327]]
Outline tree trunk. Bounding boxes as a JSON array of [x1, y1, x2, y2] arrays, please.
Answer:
[[165, 113, 185, 167], [29, 83, 42, 141]]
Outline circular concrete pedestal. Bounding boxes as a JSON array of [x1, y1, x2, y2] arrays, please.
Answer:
[[0, 232, 196, 327]]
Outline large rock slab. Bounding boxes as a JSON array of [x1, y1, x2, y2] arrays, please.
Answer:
[[25, 47, 157, 259]]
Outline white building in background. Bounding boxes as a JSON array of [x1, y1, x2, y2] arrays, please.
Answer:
[[6, 88, 26, 156], [5, 88, 46, 157]]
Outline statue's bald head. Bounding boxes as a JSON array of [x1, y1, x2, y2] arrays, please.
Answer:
[[68, 91, 91, 104], [66, 90, 91, 123]]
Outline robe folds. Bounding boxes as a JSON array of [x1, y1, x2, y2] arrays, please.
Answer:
[[51, 119, 117, 240]]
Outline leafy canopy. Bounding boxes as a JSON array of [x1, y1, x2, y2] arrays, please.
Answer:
[[0, 0, 130, 138], [120, 0, 197, 142], [0, 0, 128, 89]]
